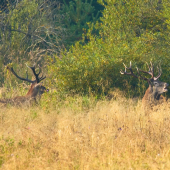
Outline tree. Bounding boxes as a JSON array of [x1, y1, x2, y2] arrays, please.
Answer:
[[0, 0, 67, 65]]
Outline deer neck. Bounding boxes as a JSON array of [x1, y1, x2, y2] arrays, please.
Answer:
[[142, 85, 160, 103], [26, 83, 37, 98]]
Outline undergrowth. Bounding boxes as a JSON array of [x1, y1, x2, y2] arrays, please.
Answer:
[[1, 89, 170, 169]]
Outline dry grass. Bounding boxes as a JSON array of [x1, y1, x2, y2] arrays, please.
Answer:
[[1, 94, 170, 170]]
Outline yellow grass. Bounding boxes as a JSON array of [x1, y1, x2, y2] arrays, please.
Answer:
[[1, 94, 170, 170]]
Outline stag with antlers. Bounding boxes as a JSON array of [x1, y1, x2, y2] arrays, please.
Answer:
[[0, 64, 48, 106], [120, 61, 169, 108]]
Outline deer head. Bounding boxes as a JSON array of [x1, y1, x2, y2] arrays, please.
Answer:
[[7, 64, 48, 100], [120, 61, 169, 105]]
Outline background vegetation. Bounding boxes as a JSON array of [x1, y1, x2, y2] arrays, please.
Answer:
[[1, 0, 170, 98], [47, 0, 170, 98], [1, 0, 170, 169]]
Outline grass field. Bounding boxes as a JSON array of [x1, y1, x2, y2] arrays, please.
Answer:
[[1, 90, 170, 170]]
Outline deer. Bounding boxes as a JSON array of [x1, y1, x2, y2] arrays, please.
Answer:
[[0, 64, 48, 106], [120, 61, 169, 108]]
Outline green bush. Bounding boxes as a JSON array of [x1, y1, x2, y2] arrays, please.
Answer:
[[48, 0, 170, 98]]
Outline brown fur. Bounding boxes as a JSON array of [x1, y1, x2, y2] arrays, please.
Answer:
[[0, 83, 47, 106], [142, 81, 168, 109]]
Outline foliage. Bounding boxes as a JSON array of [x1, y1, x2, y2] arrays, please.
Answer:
[[1, 0, 170, 98], [48, 0, 170, 97], [0, 0, 102, 88], [0, 0, 67, 62], [62, 0, 100, 46]]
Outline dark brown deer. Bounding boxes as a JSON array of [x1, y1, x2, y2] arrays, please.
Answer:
[[0, 64, 48, 106], [120, 61, 169, 108]]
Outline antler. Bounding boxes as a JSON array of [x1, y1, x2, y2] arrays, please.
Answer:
[[136, 62, 162, 81], [26, 64, 46, 83], [7, 64, 46, 84], [120, 61, 138, 78], [154, 65, 162, 80]]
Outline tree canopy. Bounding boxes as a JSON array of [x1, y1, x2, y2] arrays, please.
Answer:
[[1, 0, 170, 98]]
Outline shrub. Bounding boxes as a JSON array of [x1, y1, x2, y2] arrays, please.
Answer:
[[48, 0, 170, 98]]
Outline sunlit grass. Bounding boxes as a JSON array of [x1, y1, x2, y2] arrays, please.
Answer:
[[1, 90, 170, 170]]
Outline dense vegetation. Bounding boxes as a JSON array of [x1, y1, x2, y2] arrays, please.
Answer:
[[1, 0, 170, 98], [1, 1, 170, 169], [1, 94, 170, 169]]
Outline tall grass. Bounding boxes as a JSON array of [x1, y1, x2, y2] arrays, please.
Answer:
[[0, 91, 170, 170]]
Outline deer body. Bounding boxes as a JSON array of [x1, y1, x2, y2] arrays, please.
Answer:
[[0, 96, 35, 106], [120, 62, 168, 108], [0, 65, 47, 106]]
